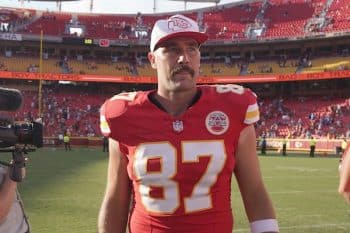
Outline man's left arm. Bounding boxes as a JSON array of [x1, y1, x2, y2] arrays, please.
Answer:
[[234, 125, 279, 233], [0, 168, 17, 222]]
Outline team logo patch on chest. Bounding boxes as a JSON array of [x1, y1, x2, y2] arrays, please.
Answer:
[[205, 111, 229, 135], [172, 120, 184, 133]]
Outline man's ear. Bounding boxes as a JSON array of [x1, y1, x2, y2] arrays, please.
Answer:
[[148, 52, 157, 69]]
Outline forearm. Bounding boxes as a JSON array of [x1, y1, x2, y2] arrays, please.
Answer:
[[235, 126, 277, 222], [244, 186, 276, 222], [339, 156, 350, 192], [339, 148, 350, 202], [243, 193, 278, 233], [241, 186, 278, 233], [0, 172, 17, 221], [98, 196, 130, 233], [98, 139, 132, 233]]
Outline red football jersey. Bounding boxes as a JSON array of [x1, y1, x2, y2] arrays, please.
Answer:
[[100, 85, 259, 233]]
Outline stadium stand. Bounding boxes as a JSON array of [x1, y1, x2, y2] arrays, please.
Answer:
[[0, 0, 348, 40], [20, 11, 72, 35], [0, 0, 350, 143], [257, 95, 350, 139], [324, 0, 350, 33], [203, 2, 261, 40], [1, 51, 348, 77], [0, 80, 347, 140], [262, 0, 317, 38], [77, 14, 137, 39]]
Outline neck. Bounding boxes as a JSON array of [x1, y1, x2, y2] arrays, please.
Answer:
[[155, 88, 198, 117]]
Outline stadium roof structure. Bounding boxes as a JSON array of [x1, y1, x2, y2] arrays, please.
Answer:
[[22, 0, 80, 1], [19, 0, 88, 12], [169, 0, 220, 2], [168, 0, 220, 11]]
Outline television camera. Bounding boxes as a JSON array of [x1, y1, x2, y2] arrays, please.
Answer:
[[0, 87, 43, 182]]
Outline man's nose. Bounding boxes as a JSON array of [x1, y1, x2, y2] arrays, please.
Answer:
[[178, 51, 190, 64]]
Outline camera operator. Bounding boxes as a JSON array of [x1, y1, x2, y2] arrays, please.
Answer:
[[0, 87, 34, 233], [0, 148, 30, 233]]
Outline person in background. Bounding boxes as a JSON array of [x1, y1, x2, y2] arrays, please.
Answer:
[[282, 136, 287, 156], [309, 136, 316, 157], [341, 138, 348, 154], [58, 133, 64, 145], [98, 14, 278, 233], [0, 148, 30, 233], [63, 133, 71, 151], [260, 135, 267, 155], [102, 136, 109, 153], [339, 144, 350, 203]]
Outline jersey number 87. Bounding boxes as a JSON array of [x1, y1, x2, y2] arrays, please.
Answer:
[[133, 141, 226, 214]]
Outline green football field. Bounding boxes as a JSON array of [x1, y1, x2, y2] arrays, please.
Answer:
[[2, 147, 349, 233]]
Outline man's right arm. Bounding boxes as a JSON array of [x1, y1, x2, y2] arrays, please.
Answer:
[[339, 145, 350, 203], [0, 168, 17, 222], [98, 138, 132, 233]]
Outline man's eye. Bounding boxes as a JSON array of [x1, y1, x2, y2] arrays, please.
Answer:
[[187, 47, 198, 53], [164, 46, 198, 56], [168, 47, 180, 53]]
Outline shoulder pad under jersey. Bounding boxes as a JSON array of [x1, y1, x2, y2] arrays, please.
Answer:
[[100, 92, 137, 136], [210, 84, 259, 124]]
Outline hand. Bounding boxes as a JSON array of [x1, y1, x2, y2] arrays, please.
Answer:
[[9, 149, 27, 182], [338, 182, 350, 204], [339, 191, 350, 204]]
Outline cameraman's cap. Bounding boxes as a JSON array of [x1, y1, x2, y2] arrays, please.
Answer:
[[150, 14, 208, 52]]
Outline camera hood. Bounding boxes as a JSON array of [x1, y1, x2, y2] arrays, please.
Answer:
[[0, 87, 23, 111]]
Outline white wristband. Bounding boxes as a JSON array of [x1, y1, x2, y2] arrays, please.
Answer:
[[250, 219, 279, 233]]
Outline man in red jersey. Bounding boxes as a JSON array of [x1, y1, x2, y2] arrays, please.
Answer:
[[339, 143, 350, 203], [98, 14, 279, 233]]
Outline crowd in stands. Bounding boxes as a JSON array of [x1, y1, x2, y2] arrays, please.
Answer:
[[41, 86, 104, 137], [0, 61, 7, 71], [2, 83, 348, 141], [8, 85, 109, 138], [1, 1, 350, 141], [1, 0, 350, 41], [0, 48, 348, 78], [57, 55, 73, 73], [0, 8, 34, 33], [257, 95, 350, 139]]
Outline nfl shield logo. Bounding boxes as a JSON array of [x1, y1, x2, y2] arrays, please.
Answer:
[[172, 120, 184, 133]]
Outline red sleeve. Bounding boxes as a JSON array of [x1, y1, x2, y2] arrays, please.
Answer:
[[243, 88, 259, 125], [99, 95, 128, 138]]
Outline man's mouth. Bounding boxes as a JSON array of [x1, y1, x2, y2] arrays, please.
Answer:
[[171, 66, 194, 77]]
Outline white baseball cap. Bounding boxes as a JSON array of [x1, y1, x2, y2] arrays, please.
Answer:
[[150, 14, 208, 52]]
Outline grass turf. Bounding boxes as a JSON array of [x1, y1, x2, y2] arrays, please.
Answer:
[[2, 147, 348, 233]]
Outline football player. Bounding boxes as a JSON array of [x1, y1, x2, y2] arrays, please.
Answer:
[[98, 14, 279, 233]]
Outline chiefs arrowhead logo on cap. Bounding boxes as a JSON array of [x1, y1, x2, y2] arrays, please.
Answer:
[[150, 14, 208, 52], [168, 16, 192, 31]]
